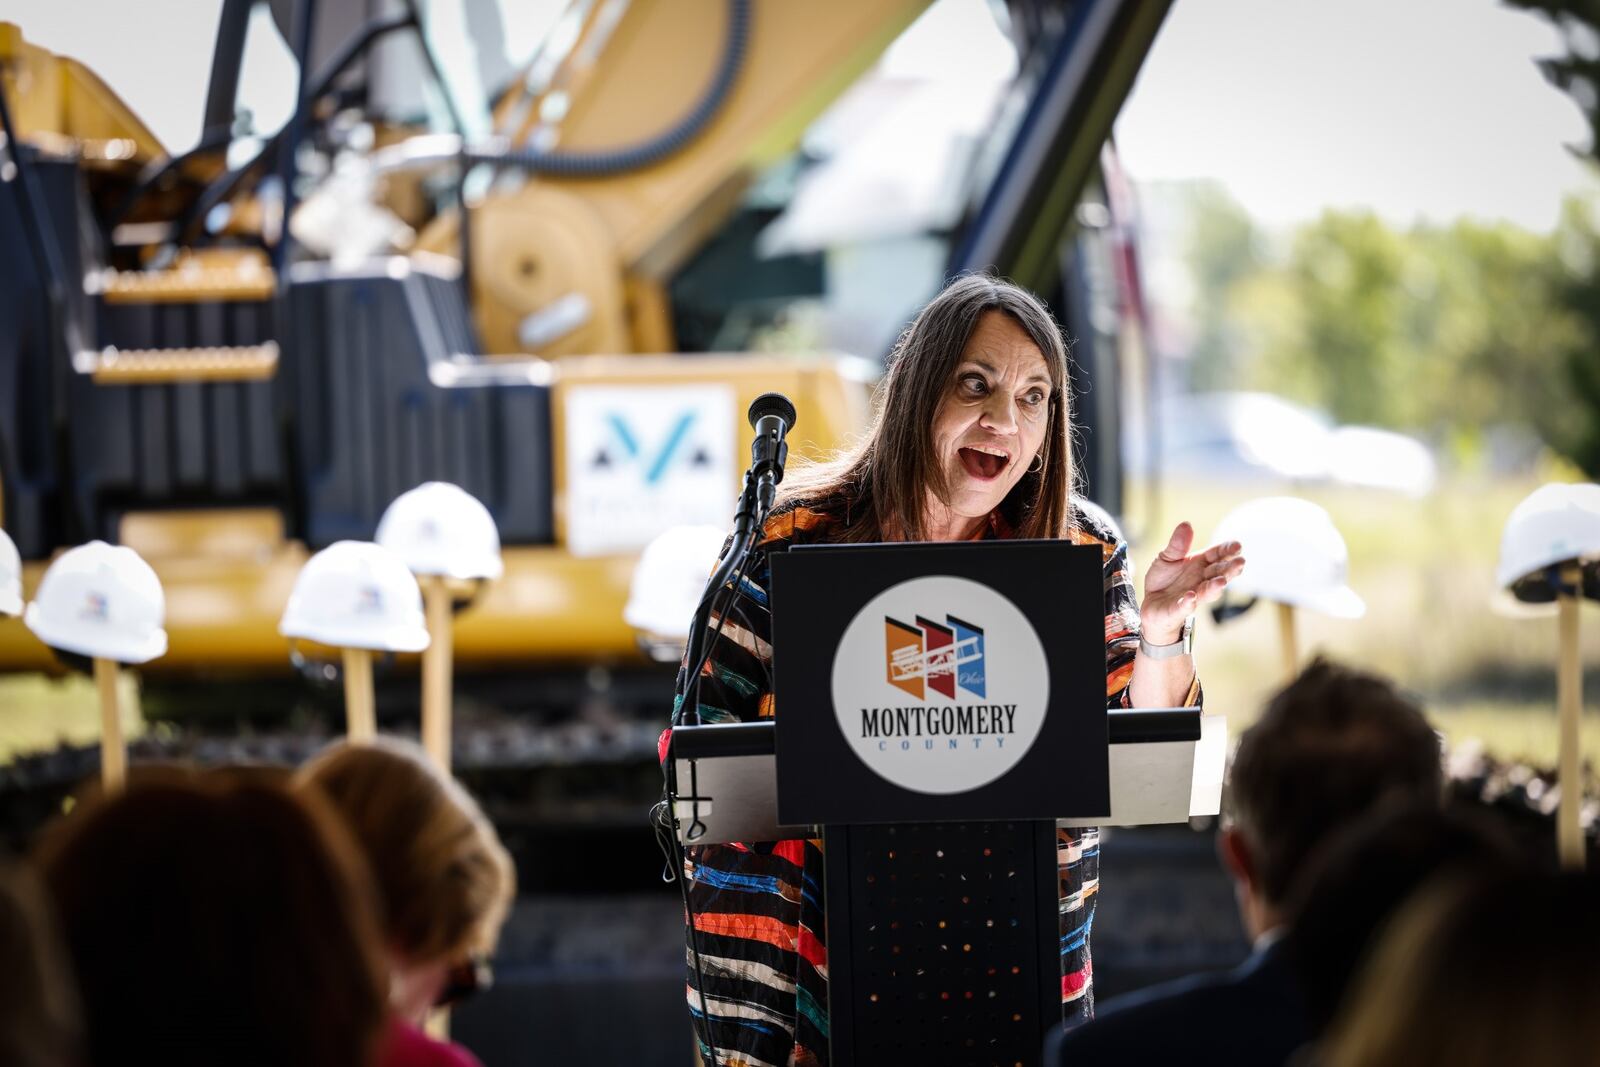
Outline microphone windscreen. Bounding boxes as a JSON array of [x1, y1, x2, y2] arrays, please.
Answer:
[[747, 392, 797, 432]]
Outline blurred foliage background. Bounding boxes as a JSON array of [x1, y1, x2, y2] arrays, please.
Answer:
[[1133, 0, 1600, 772], [1177, 183, 1600, 477], [1126, 173, 1600, 768]]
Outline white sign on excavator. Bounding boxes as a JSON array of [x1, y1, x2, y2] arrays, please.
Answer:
[[564, 385, 737, 557]]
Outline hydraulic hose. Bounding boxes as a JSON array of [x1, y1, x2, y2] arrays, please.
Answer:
[[462, 0, 751, 177]]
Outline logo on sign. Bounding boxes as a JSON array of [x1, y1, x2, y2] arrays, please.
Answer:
[[80, 591, 109, 622], [833, 576, 1048, 795], [356, 586, 384, 614], [884, 613, 985, 700], [564, 385, 735, 558], [592, 411, 713, 485]]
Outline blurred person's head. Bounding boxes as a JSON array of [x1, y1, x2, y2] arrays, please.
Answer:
[[1282, 803, 1520, 1034], [1222, 657, 1443, 938], [33, 766, 388, 1067], [296, 737, 515, 1024], [0, 865, 80, 1067], [1321, 868, 1600, 1067]]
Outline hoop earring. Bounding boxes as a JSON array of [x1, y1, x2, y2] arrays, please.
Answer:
[[1028, 453, 1045, 474]]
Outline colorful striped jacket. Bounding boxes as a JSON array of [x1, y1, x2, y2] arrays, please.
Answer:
[[673, 499, 1201, 1067]]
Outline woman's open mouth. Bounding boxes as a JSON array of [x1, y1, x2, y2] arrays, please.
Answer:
[[958, 446, 1009, 480]]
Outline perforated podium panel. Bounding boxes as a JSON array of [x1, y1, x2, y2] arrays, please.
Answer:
[[824, 820, 1060, 1067]]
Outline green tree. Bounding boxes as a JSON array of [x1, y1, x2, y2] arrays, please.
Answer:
[[1280, 212, 1415, 426], [1409, 213, 1587, 458], [1495, 0, 1600, 474], [1182, 182, 1265, 390], [1181, 200, 1594, 464], [1535, 199, 1600, 473]]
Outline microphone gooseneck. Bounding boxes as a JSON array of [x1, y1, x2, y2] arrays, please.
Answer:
[[681, 390, 800, 726], [665, 391, 797, 1067]]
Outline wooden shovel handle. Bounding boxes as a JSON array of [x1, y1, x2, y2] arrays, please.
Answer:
[[1558, 563, 1584, 870], [94, 657, 126, 792], [342, 647, 376, 744], [421, 577, 454, 770]]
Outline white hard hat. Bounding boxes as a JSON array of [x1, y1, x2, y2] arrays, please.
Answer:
[[0, 528, 20, 616], [1209, 496, 1365, 619], [1495, 483, 1600, 603], [23, 540, 168, 663], [624, 525, 729, 652], [279, 541, 431, 652], [375, 481, 504, 581]]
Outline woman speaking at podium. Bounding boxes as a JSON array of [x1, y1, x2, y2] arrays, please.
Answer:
[[678, 274, 1243, 1066]]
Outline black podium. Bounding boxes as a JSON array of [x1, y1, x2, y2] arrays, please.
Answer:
[[768, 540, 1108, 1067], [668, 712, 1211, 1065], [669, 541, 1216, 1065], [820, 818, 1063, 1064]]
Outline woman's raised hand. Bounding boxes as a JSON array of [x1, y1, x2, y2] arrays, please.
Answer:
[[1140, 522, 1244, 645]]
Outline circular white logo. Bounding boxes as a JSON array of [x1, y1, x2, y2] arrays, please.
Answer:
[[830, 575, 1049, 795]]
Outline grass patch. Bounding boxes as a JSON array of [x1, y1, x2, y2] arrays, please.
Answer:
[[1124, 473, 1600, 767], [1433, 703, 1600, 768], [0, 673, 144, 764]]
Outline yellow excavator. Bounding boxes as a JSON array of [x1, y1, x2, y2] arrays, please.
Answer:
[[0, 0, 922, 675], [0, 0, 1164, 690]]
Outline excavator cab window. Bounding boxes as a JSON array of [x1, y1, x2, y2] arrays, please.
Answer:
[[229, 1, 298, 143]]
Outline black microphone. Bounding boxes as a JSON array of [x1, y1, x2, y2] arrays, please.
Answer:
[[748, 392, 797, 484]]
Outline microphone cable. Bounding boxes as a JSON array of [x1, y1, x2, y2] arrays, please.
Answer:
[[659, 392, 796, 1067]]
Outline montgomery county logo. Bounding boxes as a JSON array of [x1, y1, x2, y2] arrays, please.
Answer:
[[834, 576, 1049, 794], [884, 613, 985, 700]]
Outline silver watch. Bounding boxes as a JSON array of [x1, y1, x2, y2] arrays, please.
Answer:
[[1139, 615, 1194, 660]]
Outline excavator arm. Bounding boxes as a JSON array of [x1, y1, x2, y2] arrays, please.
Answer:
[[412, 0, 930, 356], [0, 0, 1168, 677]]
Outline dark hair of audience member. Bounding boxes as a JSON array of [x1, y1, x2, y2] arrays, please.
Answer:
[[0, 865, 80, 1067], [1227, 657, 1443, 907], [1321, 868, 1600, 1067], [1281, 802, 1521, 1035], [33, 766, 390, 1067]]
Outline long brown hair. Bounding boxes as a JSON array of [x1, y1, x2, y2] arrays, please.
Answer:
[[778, 273, 1076, 542], [297, 737, 515, 965], [0, 865, 80, 1067], [33, 766, 390, 1067]]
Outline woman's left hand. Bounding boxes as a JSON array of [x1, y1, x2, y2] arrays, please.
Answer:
[[1140, 522, 1245, 645]]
